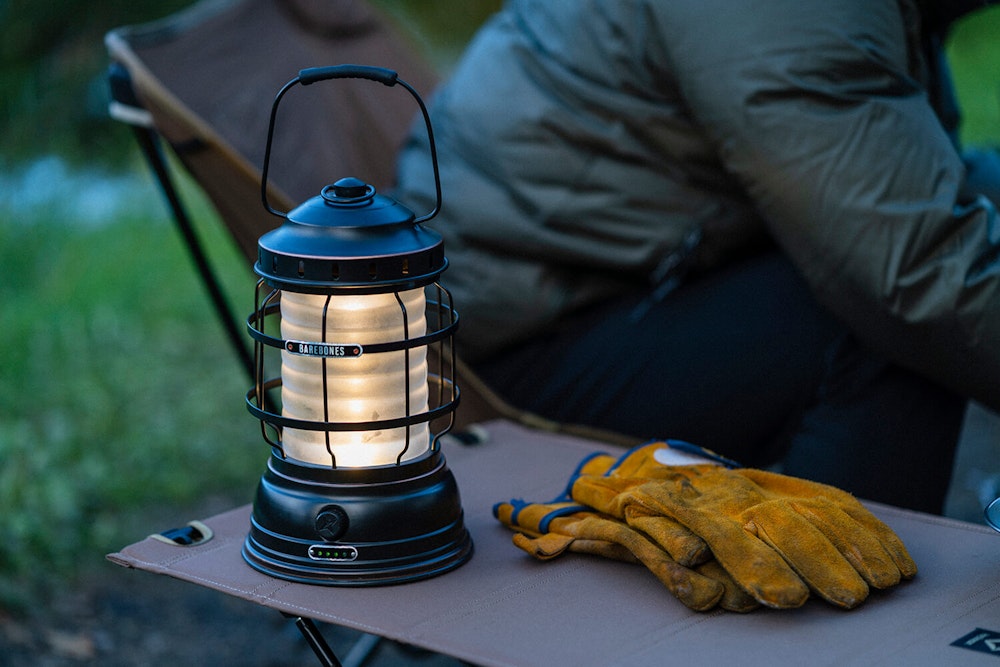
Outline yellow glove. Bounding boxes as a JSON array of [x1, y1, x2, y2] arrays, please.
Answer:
[[572, 443, 917, 610], [493, 499, 758, 612]]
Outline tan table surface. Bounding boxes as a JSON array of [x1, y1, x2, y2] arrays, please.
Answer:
[[109, 419, 1000, 666]]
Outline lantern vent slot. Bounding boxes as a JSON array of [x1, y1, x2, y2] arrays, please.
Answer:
[[332, 263, 340, 280], [368, 262, 377, 280], [297, 260, 306, 277], [402, 259, 409, 276]]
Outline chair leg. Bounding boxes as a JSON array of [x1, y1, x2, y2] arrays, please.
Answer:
[[107, 63, 255, 383]]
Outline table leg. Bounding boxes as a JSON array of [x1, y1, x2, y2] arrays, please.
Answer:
[[285, 614, 343, 667]]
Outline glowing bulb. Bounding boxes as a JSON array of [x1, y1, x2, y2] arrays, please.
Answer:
[[279, 289, 429, 466]]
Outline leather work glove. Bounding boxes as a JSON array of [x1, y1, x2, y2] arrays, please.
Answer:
[[493, 499, 759, 612], [572, 443, 917, 610]]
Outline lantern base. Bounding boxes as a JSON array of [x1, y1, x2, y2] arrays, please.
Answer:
[[242, 448, 473, 586]]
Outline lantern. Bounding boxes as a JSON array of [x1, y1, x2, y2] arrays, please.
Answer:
[[241, 66, 472, 585]]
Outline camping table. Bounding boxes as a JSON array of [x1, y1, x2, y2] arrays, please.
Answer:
[[109, 419, 1000, 666]]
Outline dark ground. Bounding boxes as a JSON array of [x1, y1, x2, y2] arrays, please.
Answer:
[[0, 567, 467, 667], [2, 404, 998, 667]]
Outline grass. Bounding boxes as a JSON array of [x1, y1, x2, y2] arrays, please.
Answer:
[[0, 160, 262, 609]]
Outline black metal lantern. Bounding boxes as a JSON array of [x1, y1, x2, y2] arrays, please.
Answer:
[[242, 66, 472, 585]]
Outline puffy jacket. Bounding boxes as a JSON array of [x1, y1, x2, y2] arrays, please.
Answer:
[[395, 0, 1000, 412]]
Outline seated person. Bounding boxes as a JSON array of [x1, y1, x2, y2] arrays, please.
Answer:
[[395, 0, 1000, 513]]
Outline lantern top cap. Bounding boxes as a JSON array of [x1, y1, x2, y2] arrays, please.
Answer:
[[285, 177, 412, 230], [255, 178, 446, 293]]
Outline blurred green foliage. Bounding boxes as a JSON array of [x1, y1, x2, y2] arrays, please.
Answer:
[[947, 6, 1000, 146], [0, 168, 261, 609], [0, 0, 501, 167], [0, 0, 198, 165]]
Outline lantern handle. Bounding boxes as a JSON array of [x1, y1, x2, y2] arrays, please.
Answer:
[[260, 65, 442, 224]]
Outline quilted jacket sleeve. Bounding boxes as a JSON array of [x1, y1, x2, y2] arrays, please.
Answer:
[[655, 0, 1000, 410]]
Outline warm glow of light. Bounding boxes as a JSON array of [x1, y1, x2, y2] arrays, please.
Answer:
[[280, 289, 429, 467]]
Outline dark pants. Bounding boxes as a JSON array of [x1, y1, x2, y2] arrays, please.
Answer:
[[474, 252, 966, 513]]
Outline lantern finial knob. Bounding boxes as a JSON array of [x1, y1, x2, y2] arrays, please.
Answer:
[[332, 177, 368, 199]]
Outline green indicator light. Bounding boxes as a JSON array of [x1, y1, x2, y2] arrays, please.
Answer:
[[308, 544, 359, 561]]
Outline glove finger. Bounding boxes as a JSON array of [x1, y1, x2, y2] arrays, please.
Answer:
[[737, 469, 917, 579], [570, 516, 724, 612], [625, 507, 711, 566], [695, 560, 760, 613], [641, 501, 810, 609], [741, 500, 869, 609], [499, 501, 724, 611], [565, 538, 640, 563], [791, 499, 903, 589], [836, 506, 917, 580], [512, 530, 639, 563], [512, 532, 576, 561]]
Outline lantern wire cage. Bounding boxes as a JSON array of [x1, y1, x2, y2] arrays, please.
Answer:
[[245, 279, 462, 467]]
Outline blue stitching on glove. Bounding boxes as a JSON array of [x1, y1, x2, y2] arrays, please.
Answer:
[[493, 498, 526, 520], [555, 451, 611, 502], [494, 498, 587, 532], [537, 504, 589, 533]]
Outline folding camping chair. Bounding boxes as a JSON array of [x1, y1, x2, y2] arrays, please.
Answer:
[[106, 0, 639, 663]]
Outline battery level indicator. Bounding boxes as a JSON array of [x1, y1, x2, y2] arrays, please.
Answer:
[[308, 545, 359, 562]]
